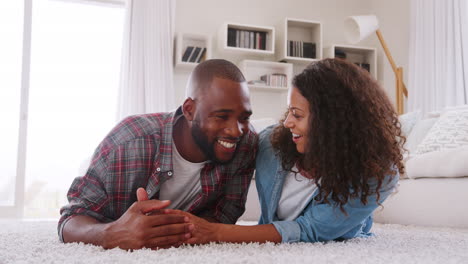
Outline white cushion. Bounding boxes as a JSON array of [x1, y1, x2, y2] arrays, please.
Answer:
[[423, 105, 468, 119], [415, 109, 468, 154], [406, 146, 468, 179], [404, 117, 438, 156], [444, 104, 468, 111], [425, 111, 441, 118], [398, 110, 421, 137]]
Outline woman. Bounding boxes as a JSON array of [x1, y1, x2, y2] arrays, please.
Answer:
[[166, 58, 404, 244]]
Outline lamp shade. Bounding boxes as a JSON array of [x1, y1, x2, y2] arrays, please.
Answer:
[[344, 15, 379, 44]]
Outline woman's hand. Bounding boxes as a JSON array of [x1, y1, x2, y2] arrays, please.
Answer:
[[163, 209, 220, 245]]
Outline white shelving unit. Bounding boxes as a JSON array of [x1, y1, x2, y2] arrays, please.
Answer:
[[324, 44, 377, 79], [174, 33, 211, 69], [219, 23, 275, 55], [239, 60, 291, 120], [239, 60, 293, 92], [277, 18, 322, 63]]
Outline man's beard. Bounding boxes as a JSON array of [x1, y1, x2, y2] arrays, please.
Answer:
[[191, 118, 236, 165]]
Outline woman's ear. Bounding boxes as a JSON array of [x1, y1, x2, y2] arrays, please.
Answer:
[[182, 98, 196, 121]]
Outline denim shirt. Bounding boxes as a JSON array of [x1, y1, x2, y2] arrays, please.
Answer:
[[255, 125, 399, 243]]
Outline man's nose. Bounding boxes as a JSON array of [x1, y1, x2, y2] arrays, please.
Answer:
[[225, 121, 243, 138]]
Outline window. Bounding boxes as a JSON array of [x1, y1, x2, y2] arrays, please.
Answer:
[[0, 1, 24, 207], [0, 0, 125, 218]]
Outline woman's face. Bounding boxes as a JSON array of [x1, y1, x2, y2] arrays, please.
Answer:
[[283, 86, 310, 154]]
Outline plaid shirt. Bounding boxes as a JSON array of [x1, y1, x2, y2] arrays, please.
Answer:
[[58, 108, 258, 241]]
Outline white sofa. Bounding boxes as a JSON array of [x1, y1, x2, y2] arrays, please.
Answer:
[[243, 108, 468, 229], [374, 106, 468, 228]]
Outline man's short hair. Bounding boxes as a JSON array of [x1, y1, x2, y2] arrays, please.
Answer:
[[185, 59, 246, 99]]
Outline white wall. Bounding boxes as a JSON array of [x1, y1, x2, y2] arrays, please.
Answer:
[[370, 0, 410, 109], [174, 0, 410, 119]]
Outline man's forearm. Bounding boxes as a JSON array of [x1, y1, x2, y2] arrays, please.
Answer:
[[62, 215, 111, 247], [201, 216, 219, 223]]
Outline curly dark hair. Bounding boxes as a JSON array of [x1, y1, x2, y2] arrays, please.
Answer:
[[271, 58, 405, 211]]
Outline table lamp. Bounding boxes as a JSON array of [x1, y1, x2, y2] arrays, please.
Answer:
[[344, 15, 408, 114]]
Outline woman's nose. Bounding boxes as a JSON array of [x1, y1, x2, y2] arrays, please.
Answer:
[[283, 113, 294, 128]]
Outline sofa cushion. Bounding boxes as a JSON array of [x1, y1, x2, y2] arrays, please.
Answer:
[[399, 110, 422, 137], [406, 146, 468, 179], [415, 109, 468, 154], [404, 117, 438, 156]]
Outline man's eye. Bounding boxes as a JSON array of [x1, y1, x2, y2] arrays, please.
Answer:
[[216, 115, 228, 120], [242, 116, 251, 122]]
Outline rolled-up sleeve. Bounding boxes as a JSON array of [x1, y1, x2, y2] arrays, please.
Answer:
[[57, 149, 112, 242], [272, 173, 399, 243], [272, 220, 301, 243]]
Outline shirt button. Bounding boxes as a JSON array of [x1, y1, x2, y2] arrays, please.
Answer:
[[147, 189, 152, 194], [167, 171, 173, 176], [156, 167, 161, 172]]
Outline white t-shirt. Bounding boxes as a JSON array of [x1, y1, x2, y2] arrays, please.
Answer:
[[276, 168, 318, 221], [159, 141, 205, 211]]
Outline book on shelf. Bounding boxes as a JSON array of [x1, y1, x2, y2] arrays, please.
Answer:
[[249, 31, 254, 49], [239, 30, 245, 48], [334, 49, 346, 59], [261, 32, 267, 50], [243, 31, 249, 48], [182, 46, 194, 62], [255, 32, 260, 49], [227, 28, 236, 47], [303, 42, 315, 59], [259, 73, 288, 87], [227, 27, 268, 50], [287, 40, 315, 59], [188, 47, 202, 62], [361, 63, 370, 72], [354, 62, 370, 72], [196, 47, 207, 63], [247, 80, 267, 86]]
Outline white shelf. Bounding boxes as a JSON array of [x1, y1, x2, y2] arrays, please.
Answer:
[[324, 44, 377, 79], [174, 33, 211, 69], [219, 23, 275, 55], [248, 84, 289, 92], [239, 59, 293, 92], [239, 59, 291, 120], [277, 18, 322, 63]]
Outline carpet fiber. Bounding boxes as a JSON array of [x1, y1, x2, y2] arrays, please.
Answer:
[[1, 220, 467, 263]]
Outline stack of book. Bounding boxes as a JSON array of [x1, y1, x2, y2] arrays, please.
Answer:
[[334, 49, 346, 59], [287, 41, 315, 59], [227, 28, 268, 50], [181, 46, 207, 63], [257, 73, 288, 87], [354, 62, 371, 72]]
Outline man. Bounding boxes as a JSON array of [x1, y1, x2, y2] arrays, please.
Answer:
[[59, 59, 258, 250]]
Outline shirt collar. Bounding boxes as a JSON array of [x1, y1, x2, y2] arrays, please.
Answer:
[[156, 107, 184, 173]]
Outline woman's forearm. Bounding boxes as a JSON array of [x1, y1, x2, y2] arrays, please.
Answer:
[[212, 223, 282, 243], [163, 209, 283, 244]]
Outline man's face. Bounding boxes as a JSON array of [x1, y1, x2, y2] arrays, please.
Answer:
[[191, 77, 252, 164]]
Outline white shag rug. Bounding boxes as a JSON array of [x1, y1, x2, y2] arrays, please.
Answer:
[[1, 220, 467, 264]]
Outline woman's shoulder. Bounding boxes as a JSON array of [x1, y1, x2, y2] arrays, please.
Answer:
[[258, 124, 277, 149], [256, 124, 280, 177]]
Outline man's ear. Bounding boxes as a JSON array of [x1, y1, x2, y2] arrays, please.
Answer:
[[182, 98, 196, 121]]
